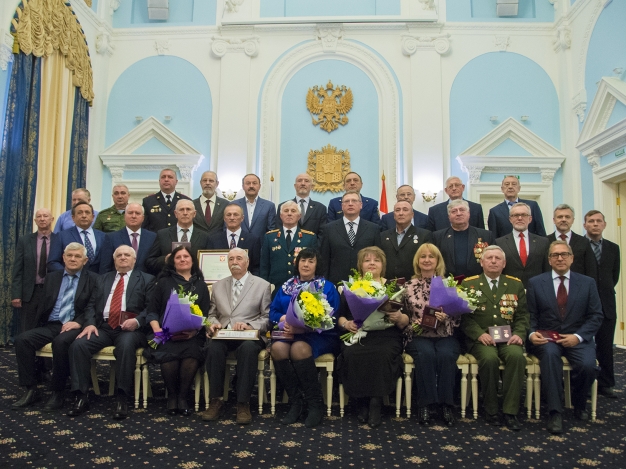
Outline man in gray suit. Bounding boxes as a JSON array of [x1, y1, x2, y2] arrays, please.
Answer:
[[12, 209, 56, 333], [202, 248, 271, 425], [192, 171, 228, 235]]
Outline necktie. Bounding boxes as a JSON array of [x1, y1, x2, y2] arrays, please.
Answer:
[[205, 200, 212, 225], [347, 222, 356, 246], [166, 195, 172, 206], [181, 229, 189, 243], [82, 230, 94, 262], [232, 280, 242, 308], [230, 233, 237, 249], [491, 279, 498, 295], [131, 233, 138, 253], [299, 199, 306, 216], [108, 273, 126, 329], [507, 201, 515, 208], [286, 229, 292, 250], [559, 233, 567, 241], [590, 240, 601, 264], [557, 276, 567, 320], [58, 275, 76, 324], [519, 232, 527, 267], [38, 236, 48, 279]]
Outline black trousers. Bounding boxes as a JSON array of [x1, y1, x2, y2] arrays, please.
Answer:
[[15, 322, 80, 391], [596, 316, 616, 389], [69, 323, 147, 395], [205, 339, 263, 403], [18, 285, 45, 333]]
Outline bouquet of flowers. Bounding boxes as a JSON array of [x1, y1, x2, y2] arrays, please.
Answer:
[[281, 282, 335, 333], [412, 275, 480, 334], [340, 271, 405, 345], [149, 286, 208, 348]]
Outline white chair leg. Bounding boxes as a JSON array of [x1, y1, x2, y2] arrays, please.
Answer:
[[270, 361, 277, 415], [258, 368, 264, 414], [326, 370, 333, 417], [143, 365, 150, 408], [591, 379, 598, 422], [526, 369, 533, 419], [405, 367, 413, 418], [471, 365, 479, 419], [194, 370, 201, 412], [395, 377, 402, 418], [339, 384, 346, 418], [203, 372, 209, 410], [134, 361, 141, 409], [460, 366, 467, 419], [533, 372, 541, 420]]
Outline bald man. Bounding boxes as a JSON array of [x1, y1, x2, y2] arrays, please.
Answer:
[[276, 173, 327, 236]]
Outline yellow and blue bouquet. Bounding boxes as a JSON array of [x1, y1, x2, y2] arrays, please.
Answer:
[[284, 283, 335, 333]]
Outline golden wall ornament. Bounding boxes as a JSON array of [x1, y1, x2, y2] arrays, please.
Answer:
[[307, 144, 350, 193], [306, 80, 353, 133]]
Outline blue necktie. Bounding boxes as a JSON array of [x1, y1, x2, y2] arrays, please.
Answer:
[[82, 230, 95, 261], [58, 275, 76, 324]]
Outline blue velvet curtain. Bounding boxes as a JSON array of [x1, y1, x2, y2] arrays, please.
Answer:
[[0, 53, 41, 344], [66, 87, 90, 210]]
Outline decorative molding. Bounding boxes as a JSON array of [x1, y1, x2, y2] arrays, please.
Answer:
[[418, 0, 436, 10], [553, 24, 571, 52], [110, 0, 121, 16], [576, 0, 606, 91], [95, 28, 115, 56], [457, 156, 565, 182], [224, 0, 245, 13], [0, 29, 13, 71], [401, 33, 450, 56], [586, 151, 601, 170], [572, 88, 587, 123], [211, 35, 260, 57], [316, 25, 344, 53], [595, 154, 626, 183], [494, 35, 510, 52], [464, 166, 485, 184], [154, 39, 170, 55], [578, 119, 626, 167], [577, 78, 626, 148]]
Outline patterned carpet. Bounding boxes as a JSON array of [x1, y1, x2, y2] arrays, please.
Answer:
[[0, 347, 625, 468]]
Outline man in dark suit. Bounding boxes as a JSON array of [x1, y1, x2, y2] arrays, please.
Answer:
[[261, 201, 317, 291], [145, 199, 210, 275], [12, 209, 56, 333], [276, 173, 327, 236], [142, 168, 191, 232], [192, 171, 228, 235], [583, 210, 620, 398], [432, 200, 495, 278], [234, 173, 276, 241], [206, 203, 262, 276], [320, 191, 381, 284], [12, 243, 99, 411], [327, 172, 380, 224], [48, 202, 110, 274], [488, 175, 546, 238], [99, 203, 156, 274], [547, 204, 597, 279], [67, 245, 154, 419], [495, 202, 550, 288], [380, 201, 432, 280], [380, 185, 428, 232], [427, 176, 485, 232], [528, 240, 603, 434]]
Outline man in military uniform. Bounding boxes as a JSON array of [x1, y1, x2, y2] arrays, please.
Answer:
[[461, 245, 529, 431], [94, 184, 130, 233], [260, 201, 316, 292], [141, 168, 191, 232]]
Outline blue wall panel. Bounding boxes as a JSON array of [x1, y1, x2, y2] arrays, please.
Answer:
[[261, 0, 400, 17], [105, 56, 212, 199], [113, 0, 216, 27], [447, 0, 553, 22], [486, 139, 532, 156], [0, 63, 10, 136], [606, 100, 626, 128]]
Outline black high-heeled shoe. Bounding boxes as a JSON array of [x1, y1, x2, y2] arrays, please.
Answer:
[[178, 397, 192, 416], [166, 396, 178, 416]]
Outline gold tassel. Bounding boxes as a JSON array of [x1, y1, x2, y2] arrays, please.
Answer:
[[11, 32, 19, 54]]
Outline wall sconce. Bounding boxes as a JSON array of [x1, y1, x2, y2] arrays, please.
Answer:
[[164, 116, 172, 122], [422, 191, 438, 203], [520, 115, 529, 121], [490, 116, 499, 123], [221, 190, 238, 201], [135, 116, 143, 123]]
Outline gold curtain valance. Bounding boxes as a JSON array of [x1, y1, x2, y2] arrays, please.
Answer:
[[12, 0, 94, 104]]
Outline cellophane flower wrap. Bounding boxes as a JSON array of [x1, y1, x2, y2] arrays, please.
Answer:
[[428, 275, 480, 317], [149, 287, 208, 348], [283, 282, 335, 333], [341, 271, 405, 345]]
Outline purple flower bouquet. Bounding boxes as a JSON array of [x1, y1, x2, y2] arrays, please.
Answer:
[[149, 291, 206, 348]]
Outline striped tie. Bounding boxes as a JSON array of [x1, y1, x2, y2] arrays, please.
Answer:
[[347, 222, 356, 246], [82, 231, 95, 262], [232, 280, 242, 309], [58, 275, 76, 324], [590, 240, 601, 264]]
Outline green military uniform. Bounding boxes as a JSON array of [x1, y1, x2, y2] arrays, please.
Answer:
[[259, 227, 317, 293], [461, 273, 529, 417], [93, 206, 126, 233]]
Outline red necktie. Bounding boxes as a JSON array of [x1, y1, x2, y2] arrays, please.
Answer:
[[205, 200, 212, 225], [557, 275, 567, 320], [559, 233, 567, 241], [108, 273, 126, 329], [519, 232, 527, 267]]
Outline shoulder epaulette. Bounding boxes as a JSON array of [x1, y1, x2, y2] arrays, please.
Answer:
[[266, 229, 280, 234], [505, 275, 522, 282], [300, 229, 315, 235], [464, 275, 479, 281]]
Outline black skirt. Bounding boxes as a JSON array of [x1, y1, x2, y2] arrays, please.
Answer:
[[143, 332, 205, 364]]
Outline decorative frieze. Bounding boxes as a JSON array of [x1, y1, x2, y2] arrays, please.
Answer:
[[494, 36, 510, 52], [96, 28, 115, 56], [316, 25, 344, 53], [401, 34, 450, 56], [553, 25, 571, 53], [211, 35, 260, 58], [154, 39, 170, 55]]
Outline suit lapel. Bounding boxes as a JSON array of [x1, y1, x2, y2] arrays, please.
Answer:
[[444, 229, 456, 273], [72, 227, 83, 244], [542, 273, 560, 317], [565, 273, 577, 317], [125, 271, 139, 302], [74, 271, 88, 306], [504, 234, 523, 270]]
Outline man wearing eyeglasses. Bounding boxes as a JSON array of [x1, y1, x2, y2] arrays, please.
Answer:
[[495, 203, 550, 288], [488, 176, 546, 238], [527, 240, 603, 434]]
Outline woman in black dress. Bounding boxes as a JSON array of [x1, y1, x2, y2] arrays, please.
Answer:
[[337, 246, 409, 427], [145, 245, 210, 416]]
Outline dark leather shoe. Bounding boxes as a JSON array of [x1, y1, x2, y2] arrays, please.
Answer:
[[112, 398, 128, 420], [12, 388, 40, 409], [442, 405, 456, 427], [368, 397, 382, 428], [504, 414, 521, 431], [598, 387, 617, 398], [547, 412, 563, 434], [236, 402, 252, 425], [43, 391, 65, 412], [418, 406, 431, 426], [166, 395, 178, 416], [575, 408, 589, 421], [201, 398, 224, 421], [485, 413, 504, 426], [178, 397, 192, 416], [67, 395, 89, 417]]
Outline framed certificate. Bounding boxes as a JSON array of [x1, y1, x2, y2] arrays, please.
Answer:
[[212, 330, 260, 340], [197, 249, 247, 284]]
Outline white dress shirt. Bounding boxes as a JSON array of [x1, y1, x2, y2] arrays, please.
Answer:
[[513, 229, 530, 257], [343, 216, 360, 236], [177, 224, 194, 242], [227, 227, 243, 246]]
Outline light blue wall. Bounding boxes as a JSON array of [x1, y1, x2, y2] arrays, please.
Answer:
[[447, 0, 554, 22], [104, 56, 212, 201], [112, 0, 216, 28], [479, 173, 542, 183], [261, 0, 400, 17], [600, 148, 626, 167], [0, 61, 10, 133], [606, 100, 626, 128], [278, 59, 379, 206], [450, 52, 560, 198], [92, 0, 98, 13]]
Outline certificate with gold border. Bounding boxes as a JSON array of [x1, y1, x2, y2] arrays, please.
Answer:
[[198, 250, 246, 284], [213, 330, 260, 340]]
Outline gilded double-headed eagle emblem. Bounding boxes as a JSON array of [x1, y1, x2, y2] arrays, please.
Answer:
[[307, 144, 351, 193], [306, 80, 353, 133]]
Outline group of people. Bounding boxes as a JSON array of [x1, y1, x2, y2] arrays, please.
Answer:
[[9, 169, 619, 435]]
